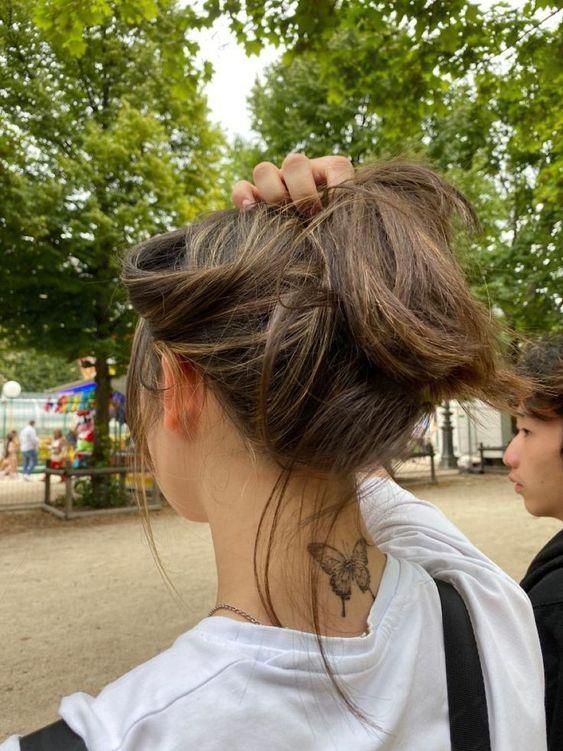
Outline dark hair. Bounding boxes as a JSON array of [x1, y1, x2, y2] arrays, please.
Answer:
[[517, 337, 563, 420], [121, 159, 527, 723]]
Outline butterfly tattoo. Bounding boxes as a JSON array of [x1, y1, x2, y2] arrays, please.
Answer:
[[307, 537, 375, 617]]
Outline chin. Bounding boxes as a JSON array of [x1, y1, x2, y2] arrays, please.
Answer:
[[523, 495, 553, 519]]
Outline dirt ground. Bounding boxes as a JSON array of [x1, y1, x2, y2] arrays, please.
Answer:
[[1, 472, 560, 738]]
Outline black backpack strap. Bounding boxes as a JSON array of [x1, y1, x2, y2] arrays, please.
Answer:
[[20, 719, 87, 751], [434, 578, 491, 751]]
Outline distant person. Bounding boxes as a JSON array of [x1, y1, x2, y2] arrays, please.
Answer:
[[65, 428, 77, 450], [43, 429, 68, 483], [504, 337, 563, 751], [2, 155, 547, 750], [0, 431, 19, 479], [49, 429, 68, 467], [19, 420, 39, 481]]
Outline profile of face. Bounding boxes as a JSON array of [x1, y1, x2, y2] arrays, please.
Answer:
[[503, 413, 563, 521]]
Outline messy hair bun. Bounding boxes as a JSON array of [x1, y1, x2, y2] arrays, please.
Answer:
[[122, 159, 522, 474]]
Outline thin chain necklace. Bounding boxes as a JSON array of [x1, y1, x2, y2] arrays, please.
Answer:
[[208, 603, 263, 625], [208, 603, 370, 637]]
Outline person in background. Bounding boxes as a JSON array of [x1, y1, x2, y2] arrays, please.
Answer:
[[65, 428, 77, 450], [0, 431, 19, 479], [503, 337, 563, 751], [49, 429, 68, 465], [44, 428, 68, 483], [19, 419, 39, 481]]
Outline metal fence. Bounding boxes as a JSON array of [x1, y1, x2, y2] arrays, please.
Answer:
[[389, 443, 438, 485], [0, 453, 162, 515], [0, 393, 132, 511], [42, 462, 162, 519]]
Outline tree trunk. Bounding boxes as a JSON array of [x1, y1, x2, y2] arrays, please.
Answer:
[[91, 351, 113, 505], [93, 352, 111, 467]]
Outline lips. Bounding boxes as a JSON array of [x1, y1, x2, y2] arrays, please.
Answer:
[[508, 475, 523, 492]]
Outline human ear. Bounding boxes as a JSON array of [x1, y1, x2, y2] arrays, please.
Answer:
[[161, 354, 203, 437]]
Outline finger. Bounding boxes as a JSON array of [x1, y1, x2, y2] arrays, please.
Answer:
[[310, 155, 354, 189], [252, 162, 289, 204], [232, 180, 261, 209], [280, 153, 322, 212]]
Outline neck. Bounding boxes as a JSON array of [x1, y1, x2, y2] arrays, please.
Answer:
[[206, 466, 386, 636]]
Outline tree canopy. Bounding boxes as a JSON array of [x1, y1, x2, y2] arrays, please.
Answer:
[[0, 1, 560, 471], [240, 1, 562, 336], [0, 343, 80, 392], [0, 0, 224, 461]]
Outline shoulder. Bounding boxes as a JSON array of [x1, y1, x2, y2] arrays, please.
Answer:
[[521, 530, 563, 594], [359, 477, 519, 586], [59, 626, 248, 751], [527, 567, 563, 608], [527, 568, 563, 650], [359, 478, 545, 703]]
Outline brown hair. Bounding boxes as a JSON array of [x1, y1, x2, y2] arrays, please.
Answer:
[[517, 337, 563, 420], [121, 159, 526, 722]]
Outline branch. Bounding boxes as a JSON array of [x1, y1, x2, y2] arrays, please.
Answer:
[[77, 58, 100, 114]]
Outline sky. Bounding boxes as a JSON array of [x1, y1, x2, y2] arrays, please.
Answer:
[[195, 17, 280, 139]]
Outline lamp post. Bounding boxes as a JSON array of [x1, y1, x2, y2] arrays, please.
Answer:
[[1, 380, 22, 441], [439, 400, 458, 469]]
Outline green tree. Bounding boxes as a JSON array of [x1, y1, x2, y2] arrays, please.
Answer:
[[240, 1, 562, 335], [0, 0, 225, 469], [0, 344, 80, 392], [425, 9, 562, 335]]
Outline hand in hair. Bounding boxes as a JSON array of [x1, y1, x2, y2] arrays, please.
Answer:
[[231, 153, 354, 212]]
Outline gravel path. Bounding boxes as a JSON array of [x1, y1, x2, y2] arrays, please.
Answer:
[[1, 472, 560, 737]]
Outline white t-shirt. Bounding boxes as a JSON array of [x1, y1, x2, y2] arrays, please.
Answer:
[[1, 478, 547, 751], [19, 425, 38, 452]]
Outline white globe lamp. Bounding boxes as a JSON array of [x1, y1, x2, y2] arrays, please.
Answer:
[[2, 380, 21, 399], [1, 380, 21, 440]]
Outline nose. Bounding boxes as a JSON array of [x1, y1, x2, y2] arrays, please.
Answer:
[[503, 435, 518, 468]]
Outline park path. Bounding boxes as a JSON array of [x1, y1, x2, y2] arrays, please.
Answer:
[[1, 473, 560, 737]]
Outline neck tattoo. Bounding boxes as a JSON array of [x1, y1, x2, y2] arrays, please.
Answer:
[[308, 537, 375, 617], [209, 538, 375, 627]]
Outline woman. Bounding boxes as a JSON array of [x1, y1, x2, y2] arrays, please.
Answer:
[[0, 431, 19, 478], [2, 155, 546, 750]]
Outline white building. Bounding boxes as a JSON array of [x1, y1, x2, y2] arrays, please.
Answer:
[[430, 401, 513, 469]]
